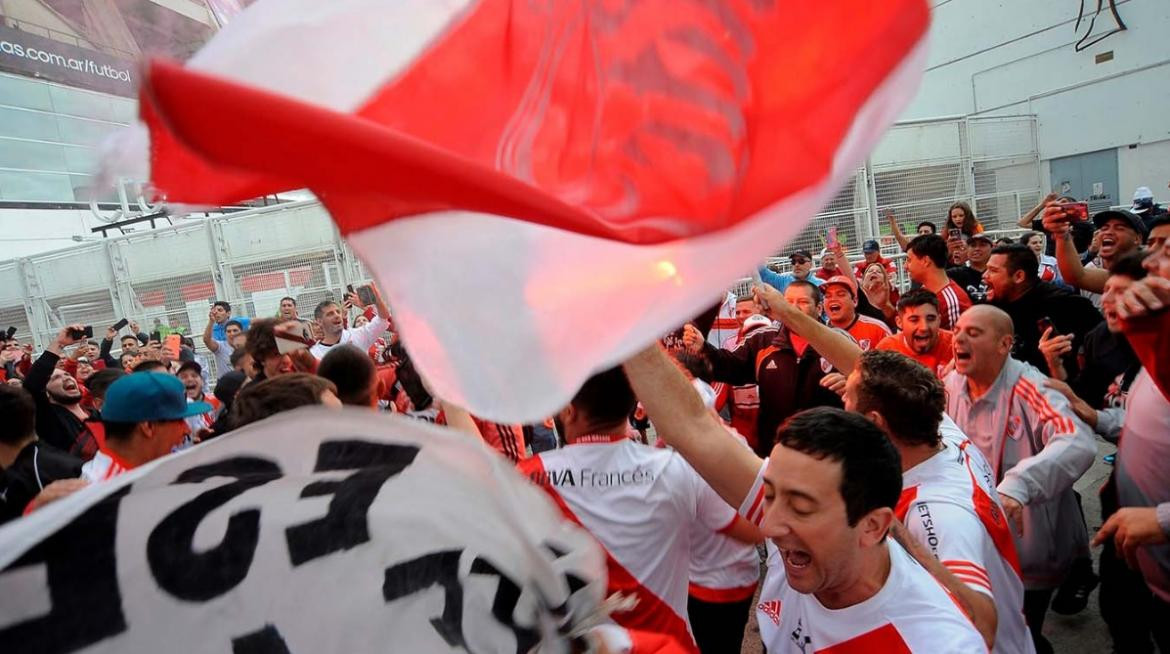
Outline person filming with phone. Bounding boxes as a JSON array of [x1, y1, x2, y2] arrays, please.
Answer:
[[21, 324, 100, 453], [310, 283, 391, 360], [1045, 205, 1146, 309]]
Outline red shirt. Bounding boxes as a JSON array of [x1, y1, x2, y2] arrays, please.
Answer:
[[935, 281, 972, 331], [876, 330, 955, 379], [853, 257, 896, 281]]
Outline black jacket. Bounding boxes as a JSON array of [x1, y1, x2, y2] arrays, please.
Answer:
[[1070, 324, 1140, 410], [23, 350, 98, 452], [994, 281, 1103, 377], [702, 325, 841, 457], [0, 440, 82, 524]]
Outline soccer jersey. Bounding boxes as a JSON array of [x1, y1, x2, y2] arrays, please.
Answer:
[[840, 314, 892, 352], [876, 330, 954, 379], [721, 331, 762, 448], [899, 418, 1033, 654], [309, 315, 389, 359], [688, 431, 760, 603], [518, 437, 737, 651], [739, 460, 985, 653], [80, 448, 131, 483], [935, 281, 972, 331]]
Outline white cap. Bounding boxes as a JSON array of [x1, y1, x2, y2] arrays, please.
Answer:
[[741, 314, 772, 335], [1134, 186, 1154, 201]]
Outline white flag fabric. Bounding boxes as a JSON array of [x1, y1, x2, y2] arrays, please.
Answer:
[[0, 408, 619, 653], [106, 0, 930, 422]]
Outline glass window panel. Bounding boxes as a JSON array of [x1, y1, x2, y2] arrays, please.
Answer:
[[0, 170, 75, 202], [70, 174, 115, 203], [0, 107, 61, 140], [47, 84, 116, 121], [62, 144, 98, 175], [0, 73, 53, 111], [0, 138, 67, 171], [55, 116, 120, 146]]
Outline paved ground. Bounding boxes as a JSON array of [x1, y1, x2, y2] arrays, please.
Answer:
[[740, 437, 1119, 654]]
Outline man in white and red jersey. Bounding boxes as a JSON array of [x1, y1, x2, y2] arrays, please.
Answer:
[[82, 373, 207, 482], [177, 360, 221, 435], [309, 284, 391, 360], [846, 349, 1032, 652], [517, 367, 759, 652], [946, 305, 1096, 654], [875, 289, 954, 378], [821, 275, 891, 351], [624, 345, 986, 653], [908, 233, 972, 330]]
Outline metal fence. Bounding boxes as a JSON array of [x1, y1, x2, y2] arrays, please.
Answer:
[[0, 114, 1041, 377]]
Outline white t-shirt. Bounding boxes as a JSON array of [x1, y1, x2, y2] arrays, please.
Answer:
[[688, 431, 760, 600], [309, 315, 389, 360], [518, 437, 736, 648], [900, 418, 1034, 654], [210, 338, 233, 376], [739, 460, 986, 653]]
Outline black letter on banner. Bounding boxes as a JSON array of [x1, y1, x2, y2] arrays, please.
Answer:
[[232, 624, 292, 654], [147, 457, 282, 601], [470, 556, 540, 653], [285, 441, 419, 566], [0, 486, 130, 653], [383, 550, 466, 647]]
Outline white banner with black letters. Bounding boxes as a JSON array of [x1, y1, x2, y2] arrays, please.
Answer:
[[0, 407, 610, 653]]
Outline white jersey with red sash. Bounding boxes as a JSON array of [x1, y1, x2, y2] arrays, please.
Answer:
[[518, 435, 737, 652], [738, 459, 986, 653], [79, 448, 133, 483], [898, 417, 1034, 654]]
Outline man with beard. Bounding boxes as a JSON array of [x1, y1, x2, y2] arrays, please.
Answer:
[[309, 284, 391, 360], [948, 234, 992, 303], [982, 244, 1102, 377], [1049, 208, 1145, 309], [821, 275, 891, 351], [906, 234, 972, 330], [22, 325, 99, 452], [177, 360, 221, 436], [0, 385, 82, 524], [876, 289, 954, 378]]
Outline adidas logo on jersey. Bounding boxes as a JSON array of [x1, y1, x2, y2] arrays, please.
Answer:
[[758, 599, 782, 625], [765, 361, 778, 370]]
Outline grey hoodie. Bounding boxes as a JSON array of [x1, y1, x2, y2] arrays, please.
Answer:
[[945, 357, 1096, 589]]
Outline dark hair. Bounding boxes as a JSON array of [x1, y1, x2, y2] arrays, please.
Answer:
[[570, 367, 636, 425], [280, 296, 297, 306], [119, 351, 137, 367], [85, 368, 126, 401], [787, 279, 823, 305], [244, 318, 280, 368], [213, 301, 232, 313], [1019, 231, 1044, 246], [225, 319, 243, 331], [132, 359, 167, 373], [775, 407, 902, 526], [907, 234, 948, 269], [317, 345, 377, 407], [916, 221, 937, 234], [1108, 250, 1148, 280], [1148, 215, 1170, 231], [103, 420, 139, 442], [945, 201, 981, 236], [854, 351, 944, 448], [990, 244, 1039, 284], [0, 385, 36, 444], [120, 334, 139, 344], [228, 373, 337, 430], [896, 288, 940, 313], [314, 300, 339, 320], [230, 347, 249, 368]]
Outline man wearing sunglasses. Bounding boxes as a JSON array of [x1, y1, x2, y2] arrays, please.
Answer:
[[757, 249, 826, 293]]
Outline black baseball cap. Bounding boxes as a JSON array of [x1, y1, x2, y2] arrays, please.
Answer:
[[1093, 209, 1148, 241], [789, 249, 813, 261]]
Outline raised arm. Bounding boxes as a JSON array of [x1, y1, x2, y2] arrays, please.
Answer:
[[1044, 204, 1107, 293], [623, 344, 762, 507], [1018, 192, 1058, 228], [754, 283, 862, 373], [886, 210, 911, 252], [202, 311, 221, 352]]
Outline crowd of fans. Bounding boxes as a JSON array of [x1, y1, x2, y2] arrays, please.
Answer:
[[1, 189, 1168, 653]]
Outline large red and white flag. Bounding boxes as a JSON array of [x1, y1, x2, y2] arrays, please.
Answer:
[[114, 0, 929, 422]]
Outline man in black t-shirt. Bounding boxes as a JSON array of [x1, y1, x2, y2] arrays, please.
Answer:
[[0, 385, 82, 524], [947, 233, 992, 303]]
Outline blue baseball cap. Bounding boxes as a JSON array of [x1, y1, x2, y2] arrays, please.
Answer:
[[102, 372, 211, 422], [862, 239, 881, 253]]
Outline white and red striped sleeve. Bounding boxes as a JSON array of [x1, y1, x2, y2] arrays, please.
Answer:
[[737, 459, 769, 527], [903, 500, 994, 597]]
